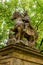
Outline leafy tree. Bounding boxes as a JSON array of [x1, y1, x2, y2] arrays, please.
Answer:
[[0, 0, 43, 51]]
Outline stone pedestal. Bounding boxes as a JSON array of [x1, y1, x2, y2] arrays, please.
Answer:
[[0, 44, 43, 65]]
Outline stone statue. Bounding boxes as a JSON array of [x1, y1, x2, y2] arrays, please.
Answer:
[[22, 11, 38, 48], [7, 11, 24, 45], [7, 11, 38, 49]]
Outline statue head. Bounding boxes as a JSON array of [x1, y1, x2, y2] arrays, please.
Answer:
[[11, 11, 22, 20]]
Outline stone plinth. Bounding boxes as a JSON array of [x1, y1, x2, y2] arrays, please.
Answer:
[[0, 44, 43, 65]]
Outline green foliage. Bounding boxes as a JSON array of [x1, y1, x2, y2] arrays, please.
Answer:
[[0, 0, 43, 51]]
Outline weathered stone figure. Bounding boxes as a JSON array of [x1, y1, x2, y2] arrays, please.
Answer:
[[7, 11, 38, 48], [7, 28, 16, 45], [7, 11, 24, 45], [11, 11, 24, 40]]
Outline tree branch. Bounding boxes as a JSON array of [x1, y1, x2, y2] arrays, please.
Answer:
[[36, 20, 43, 30]]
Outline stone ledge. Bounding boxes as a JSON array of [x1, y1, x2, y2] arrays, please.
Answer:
[[0, 44, 43, 57]]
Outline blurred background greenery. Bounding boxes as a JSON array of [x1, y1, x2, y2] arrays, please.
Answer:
[[0, 0, 43, 51]]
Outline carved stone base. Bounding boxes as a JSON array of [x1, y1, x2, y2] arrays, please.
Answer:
[[0, 44, 43, 65]]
